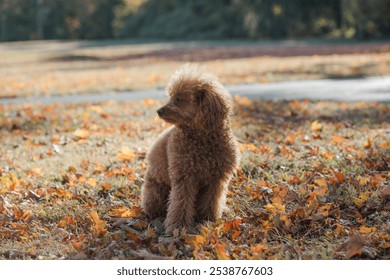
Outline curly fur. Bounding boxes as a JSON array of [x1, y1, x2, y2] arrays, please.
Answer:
[[141, 64, 240, 234]]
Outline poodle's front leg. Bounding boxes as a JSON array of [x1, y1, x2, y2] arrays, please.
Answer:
[[164, 178, 197, 234], [141, 176, 170, 218], [196, 179, 228, 222]]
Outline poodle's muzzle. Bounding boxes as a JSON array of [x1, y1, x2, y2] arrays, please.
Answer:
[[157, 108, 165, 116]]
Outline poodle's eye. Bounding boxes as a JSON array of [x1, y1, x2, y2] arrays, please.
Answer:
[[176, 97, 182, 102]]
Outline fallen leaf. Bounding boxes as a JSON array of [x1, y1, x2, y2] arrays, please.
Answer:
[[145, 226, 157, 239], [311, 120, 323, 132], [379, 186, 390, 199], [335, 172, 345, 183], [73, 129, 90, 139], [337, 233, 376, 259], [70, 240, 84, 251], [86, 178, 97, 187], [144, 98, 158, 106], [0, 172, 20, 192], [363, 138, 371, 149], [353, 191, 370, 208], [215, 243, 230, 260], [359, 226, 377, 234], [357, 176, 370, 186], [109, 206, 141, 218], [26, 168, 43, 177], [250, 244, 266, 254], [338, 234, 366, 259], [264, 202, 285, 214], [89, 210, 107, 236], [185, 235, 207, 250], [314, 178, 328, 188], [323, 151, 335, 159], [125, 230, 140, 242], [90, 105, 109, 118], [285, 133, 296, 145], [332, 135, 344, 144], [116, 146, 135, 161]]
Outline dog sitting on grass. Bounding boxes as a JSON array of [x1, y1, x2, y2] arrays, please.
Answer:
[[141, 64, 240, 234]]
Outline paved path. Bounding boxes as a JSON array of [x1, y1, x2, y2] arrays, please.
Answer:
[[1, 75, 389, 105]]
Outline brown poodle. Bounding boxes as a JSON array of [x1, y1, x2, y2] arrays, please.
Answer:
[[141, 64, 240, 234]]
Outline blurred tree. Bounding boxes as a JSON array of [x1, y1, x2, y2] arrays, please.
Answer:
[[118, 0, 244, 39], [82, 0, 123, 39], [0, 0, 11, 41], [0, 0, 389, 41], [343, 0, 390, 39], [35, 0, 43, 39]]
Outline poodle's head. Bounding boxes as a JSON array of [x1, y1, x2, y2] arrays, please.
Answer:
[[157, 64, 232, 131]]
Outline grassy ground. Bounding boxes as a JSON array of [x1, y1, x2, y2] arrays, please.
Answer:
[[1, 39, 390, 98], [0, 98, 389, 259]]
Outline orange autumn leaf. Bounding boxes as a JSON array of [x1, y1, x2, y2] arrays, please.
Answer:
[[280, 214, 293, 228], [231, 230, 241, 240], [316, 204, 332, 217], [332, 135, 344, 144], [102, 182, 110, 191], [311, 120, 323, 132], [70, 240, 84, 251], [86, 178, 97, 188], [89, 210, 107, 236], [13, 206, 31, 221], [58, 215, 76, 229], [285, 133, 296, 145], [323, 151, 335, 159], [0, 172, 20, 192], [250, 244, 266, 254], [264, 202, 285, 214], [313, 178, 329, 196], [363, 138, 371, 149], [314, 178, 328, 188], [239, 143, 257, 153], [335, 172, 345, 183], [234, 96, 251, 107], [357, 176, 370, 186], [73, 128, 90, 139], [116, 146, 135, 161], [144, 98, 158, 106], [359, 226, 377, 235], [223, 219, 241, 234], [232, 218, 242, 230], [223, 220, 233, 234], [90, 105, 109, 118], [26, 167, 43, 177], [380, 140, 390, 148], [125, 231, 140, 242], [215, 243, 230, 260], [185, 235, 207, 250], [108, 206, 140, 218], [353, 191, 371, 208]]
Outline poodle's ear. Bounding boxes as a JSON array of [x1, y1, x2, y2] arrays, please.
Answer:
[[195, 89, 206, 104], [194, 86, 230, 131]]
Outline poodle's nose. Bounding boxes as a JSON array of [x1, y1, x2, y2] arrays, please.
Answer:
[[157, 108, 164, 116]]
